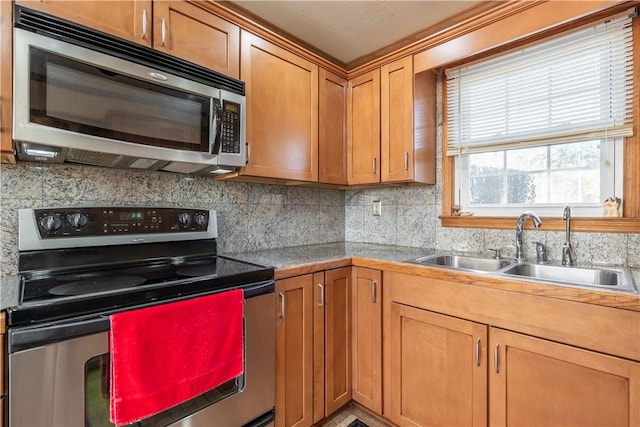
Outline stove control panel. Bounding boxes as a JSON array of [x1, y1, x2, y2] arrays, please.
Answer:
[[32, 207, 211, 238]]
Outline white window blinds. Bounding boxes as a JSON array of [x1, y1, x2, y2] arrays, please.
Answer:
[[445, 13, 634, 156]]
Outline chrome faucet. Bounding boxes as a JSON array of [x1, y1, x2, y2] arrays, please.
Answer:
[[515, 211, 542, 262], [562, 204, 577, 266]]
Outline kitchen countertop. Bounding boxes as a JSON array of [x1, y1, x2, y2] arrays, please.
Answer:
[[3, 242, 639, 312]]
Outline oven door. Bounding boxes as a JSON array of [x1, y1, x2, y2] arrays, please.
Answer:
[[8, 286, 275, 427]]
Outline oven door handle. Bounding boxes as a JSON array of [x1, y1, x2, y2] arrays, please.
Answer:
[[9, 279, 275, 353]]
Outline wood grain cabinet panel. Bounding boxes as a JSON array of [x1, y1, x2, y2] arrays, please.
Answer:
[[153, 1, 239, 78], [319, 69, 348, 185], [388, 303, 488, 426], [276, 275, 314, 427], [241, 31, 319, 182], [15, 0, 153, 46], [277, 269, 351, 427], [351, 267, 382, 414], [347, 70, 381, 185], [490, 327, 640, 427], [0, 0, 14, 164]]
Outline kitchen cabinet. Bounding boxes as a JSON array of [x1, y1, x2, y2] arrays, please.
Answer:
[[388, 303, 487, 426], [384, 270, 640, 426], [15, 1, 240, 78], [313, 268, 352, 422], [319, 69, 348, 185], [0, 0, 14, 164], [152, 1, 239, 78], [490, 327, 640, 427], [240, 31, 319, 182], [276, 268, 351, 427], [351, 267, 382, 414], [347, 70, 381, 185], [347, 56, 435, 185], [15, 0, 153, 47]]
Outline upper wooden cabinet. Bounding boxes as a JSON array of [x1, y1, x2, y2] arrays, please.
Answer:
[[0, 0, 14, 164], [240, 31, 319, 182], [319, 69, 348, 185], [15, 1, 240, 78], [347, 70, 381, 185], [347, 56, 435, 185], [15, 0, 153, 46], [152, 1, 239, 78]]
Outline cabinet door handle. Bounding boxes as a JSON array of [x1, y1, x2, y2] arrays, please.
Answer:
[[475, 337, 481, 367], [141, 9, 147, 40], [404, 151, 409, 171], [318, 283, 324, 307], [371, 280, 377, 303], [161, 18, 167, 47], [372, 157, 377, 174], [494, 344, 500, 373], [279, 292, 285, 319], [246, 142, 250, 164]]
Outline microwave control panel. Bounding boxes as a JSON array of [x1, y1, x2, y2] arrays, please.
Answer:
[[220, 101, 241, 154]]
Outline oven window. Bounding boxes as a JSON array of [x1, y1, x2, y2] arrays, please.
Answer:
[[29, 47, 210, 152], [85, 354, 243, 426]]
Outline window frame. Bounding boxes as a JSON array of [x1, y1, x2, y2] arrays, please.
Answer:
[[440, 8, 640, 233]]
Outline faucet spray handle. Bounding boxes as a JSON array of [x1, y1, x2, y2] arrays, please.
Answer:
[[489, 248, 502, 259]]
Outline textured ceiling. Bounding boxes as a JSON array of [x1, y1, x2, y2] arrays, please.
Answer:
[[228, 1, 481, 66]]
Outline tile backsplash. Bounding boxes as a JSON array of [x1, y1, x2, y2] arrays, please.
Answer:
[[0, 163, 345, 276], [1, 162, 639, 278]]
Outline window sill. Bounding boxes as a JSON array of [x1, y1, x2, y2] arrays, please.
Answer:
[[439, 215, 640, 233]]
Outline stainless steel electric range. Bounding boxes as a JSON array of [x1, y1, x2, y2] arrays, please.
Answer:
[[6, 207, 275, 427]]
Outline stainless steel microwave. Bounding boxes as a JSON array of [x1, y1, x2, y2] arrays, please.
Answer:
[[13, 6, 246, 175]]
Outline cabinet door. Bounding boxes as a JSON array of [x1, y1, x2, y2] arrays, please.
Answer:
[[15, 0, 152, 46], [348, 70, 381, 185], [276, 276, 314, 427], [490, 327, 640, 427], [351, 267, 382, 414], [153, 1, 240, 78], [241, 31, 319, 182], [324, 268, 352, 416], [0, 0, 14, 164], [388, 303, 488, 426], [319, 69, 348, 185], [381, 56, 414, 182]]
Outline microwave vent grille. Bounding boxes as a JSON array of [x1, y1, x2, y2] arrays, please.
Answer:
[[66, 149, 121, 167]]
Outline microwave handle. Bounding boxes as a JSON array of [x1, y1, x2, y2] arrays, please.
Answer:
[[210, 98, 223, 155]]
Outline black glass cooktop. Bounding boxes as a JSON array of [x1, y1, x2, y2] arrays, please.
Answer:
[[9, 254, 274, 327]]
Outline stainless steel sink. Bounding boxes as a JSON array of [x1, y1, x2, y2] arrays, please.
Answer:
[[500, 262, 637, 293], [408, 254, 512, 273]]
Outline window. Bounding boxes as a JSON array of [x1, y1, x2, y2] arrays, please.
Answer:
[[445, 14, 633, 217]]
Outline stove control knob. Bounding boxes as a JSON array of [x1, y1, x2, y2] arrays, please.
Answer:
[[67, 213, 88, 229], [177, 212, 192, 227], [194, 213, 208, 227], [39, 214, 63, 232]]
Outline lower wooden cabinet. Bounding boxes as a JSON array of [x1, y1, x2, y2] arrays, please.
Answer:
[[276, 268, 351, 427], [384, 271, 640, 427], [351, 267, 382, 414], [388, 303, 487, 426], [490, 327, 640, 427]]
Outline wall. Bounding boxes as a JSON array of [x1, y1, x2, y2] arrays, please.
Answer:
[[344, 75, 640, 268], [0, 163, 345, 276]]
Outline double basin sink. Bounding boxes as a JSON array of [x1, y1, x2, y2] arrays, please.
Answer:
[[407, 253, 637, 293]]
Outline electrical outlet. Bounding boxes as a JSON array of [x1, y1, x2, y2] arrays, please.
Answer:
[[373, 200, 382, 216]]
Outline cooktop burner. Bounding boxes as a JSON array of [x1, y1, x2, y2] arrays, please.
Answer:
[[49, 276, 146, 296]]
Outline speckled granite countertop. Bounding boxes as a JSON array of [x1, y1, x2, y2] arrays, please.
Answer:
[[222, 242, 435, 270], [1, 275, 21, 311]]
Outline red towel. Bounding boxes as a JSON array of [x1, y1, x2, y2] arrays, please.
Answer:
[[109, 289, 244, 426]]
